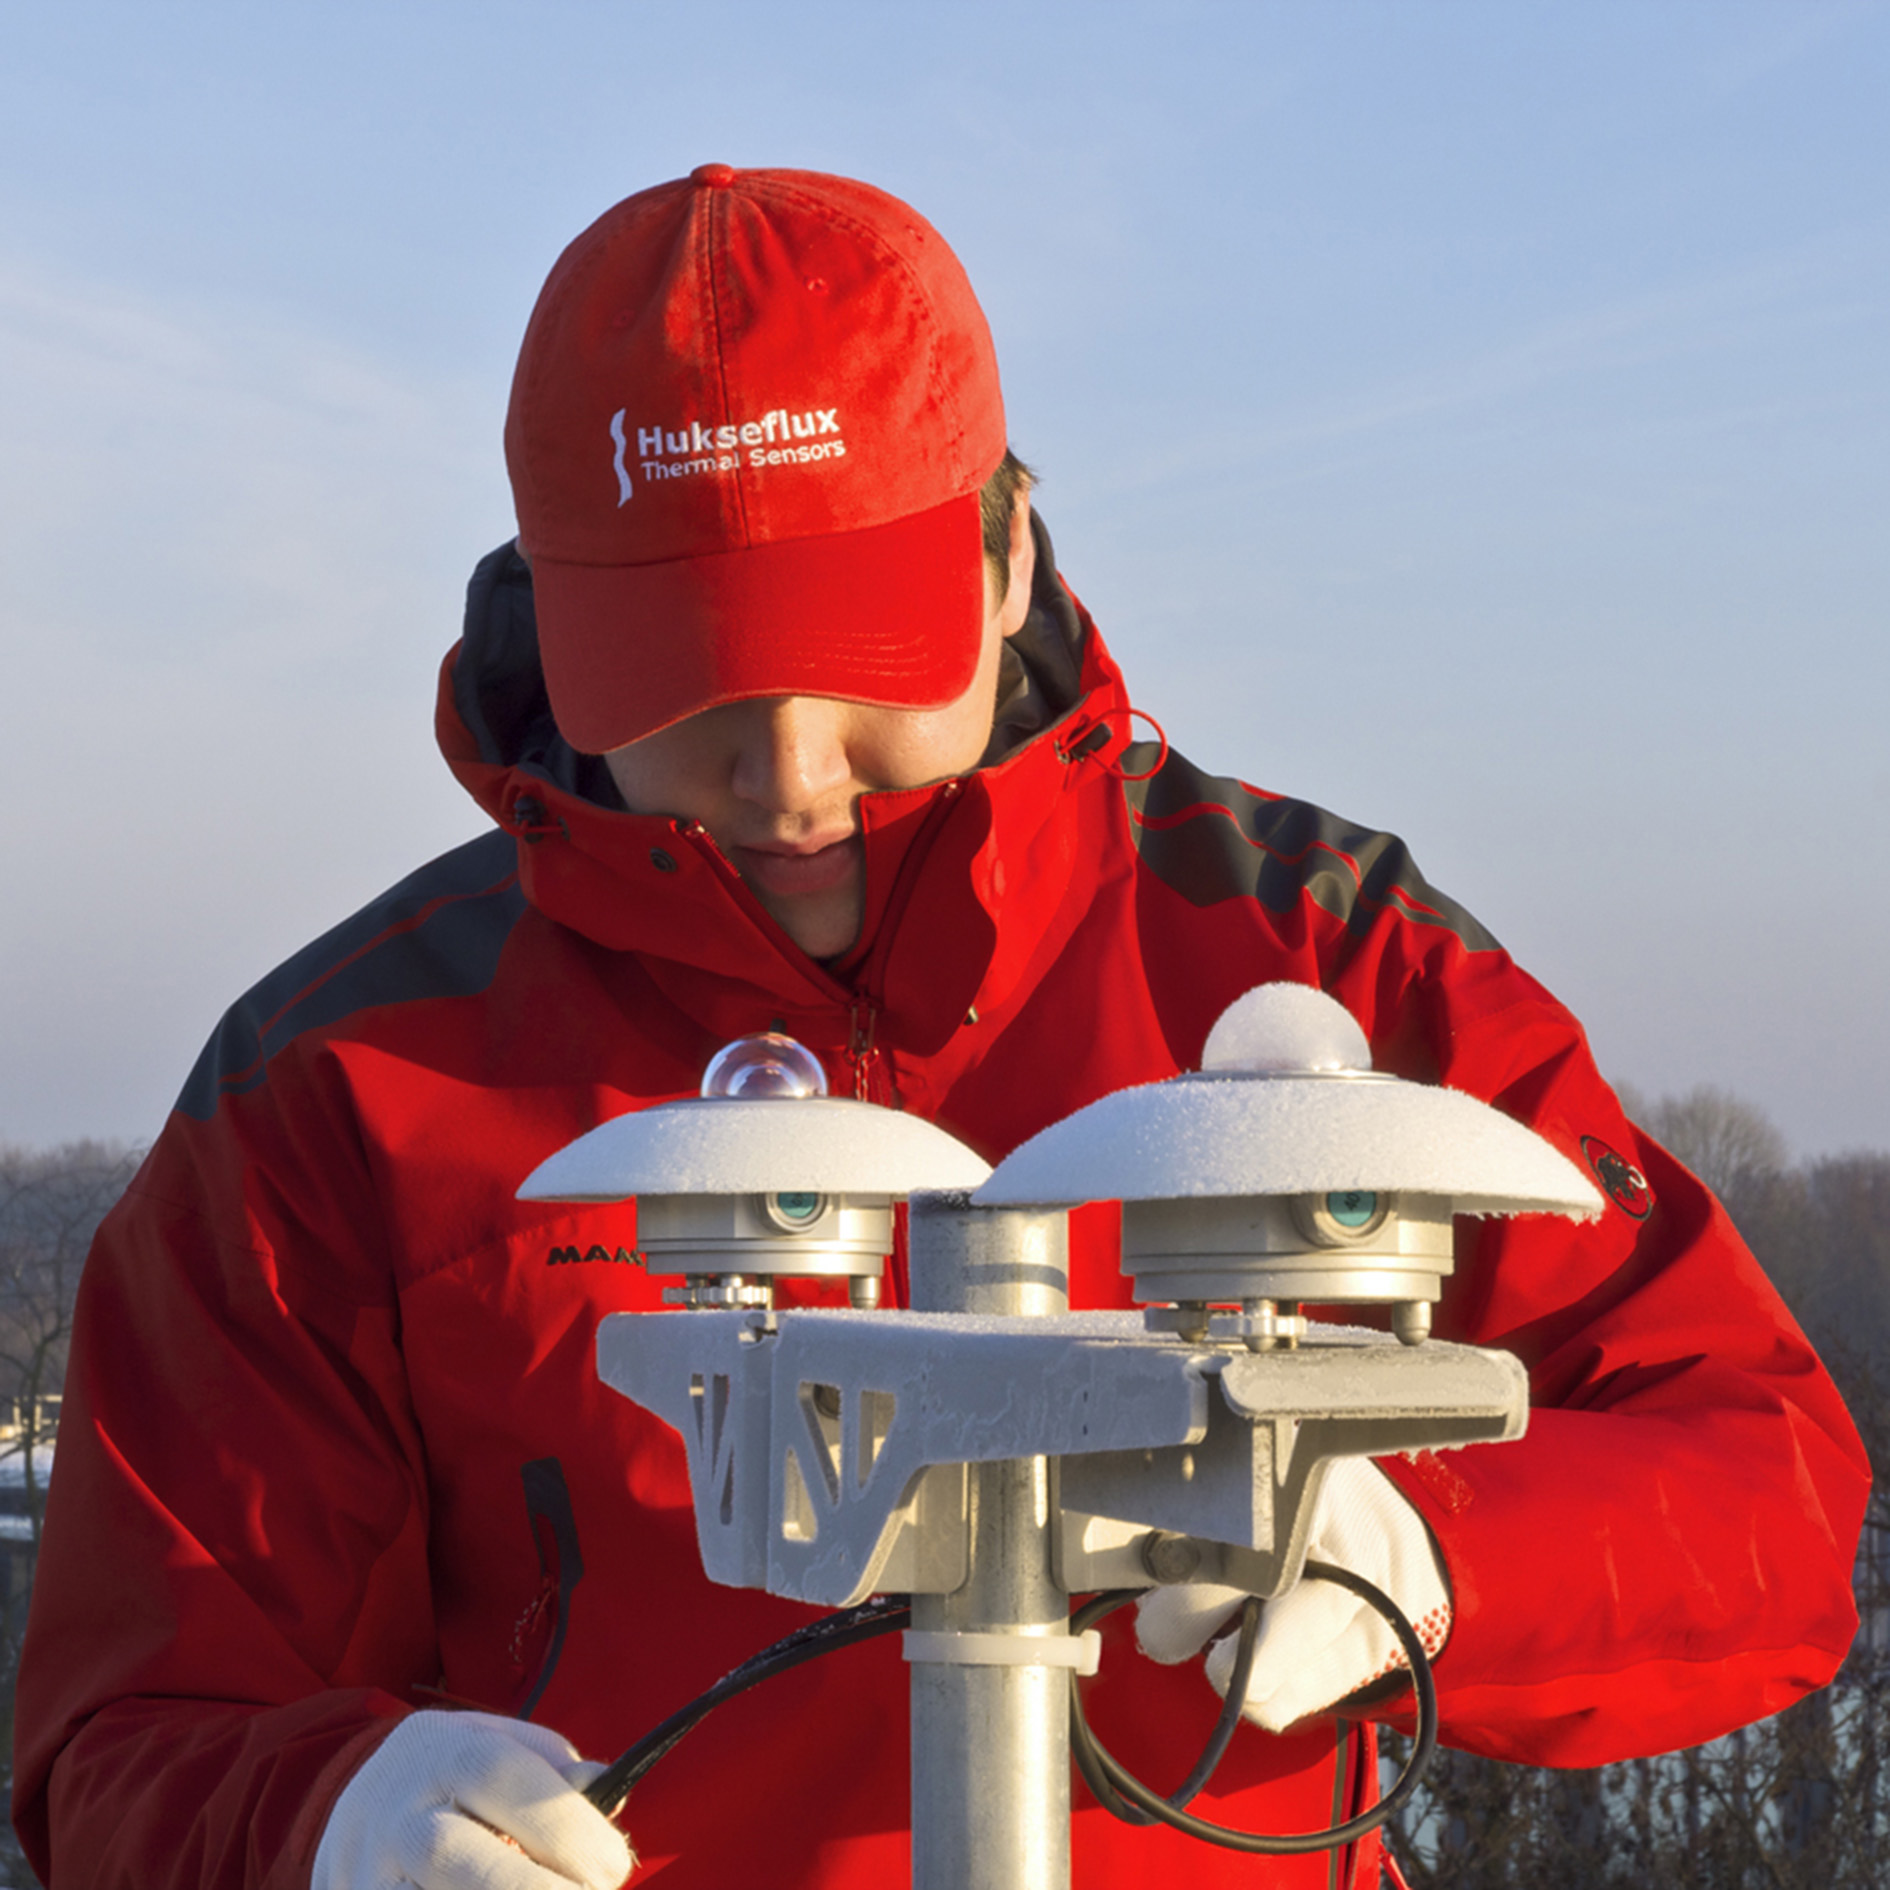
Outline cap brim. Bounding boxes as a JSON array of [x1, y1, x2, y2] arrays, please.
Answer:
[[533, 493, 986, 753]]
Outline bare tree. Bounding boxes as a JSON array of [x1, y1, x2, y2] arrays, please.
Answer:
[[0, 1141, 140, 1531], [1617, 1081, 1791, 1215], [0, 1140, 140, 1889], [1384, 1091, 1890, 1888]]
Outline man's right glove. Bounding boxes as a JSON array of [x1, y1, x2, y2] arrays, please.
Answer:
[[1135, 1456, 1451, 1732], [311, 1709, 634, 1890]]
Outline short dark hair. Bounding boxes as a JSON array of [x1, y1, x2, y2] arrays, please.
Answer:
[[980, 449, 1037, 601]]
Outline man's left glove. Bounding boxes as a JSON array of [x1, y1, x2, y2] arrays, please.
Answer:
[[1135, 1457, 1451, 1732], [311, 1709, 634, 1890]]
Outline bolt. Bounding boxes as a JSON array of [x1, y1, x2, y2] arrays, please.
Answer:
[[1142, 1531, 1205, 1584]]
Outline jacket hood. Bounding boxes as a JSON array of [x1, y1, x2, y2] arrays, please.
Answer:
[[435, 514, 1139, 1085]]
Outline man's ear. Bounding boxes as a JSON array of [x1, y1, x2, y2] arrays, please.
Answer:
[[999, 489, 1035, 639]]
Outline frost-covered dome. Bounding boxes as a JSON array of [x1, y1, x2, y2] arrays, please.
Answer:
[[976, 983, 1600, 1219]]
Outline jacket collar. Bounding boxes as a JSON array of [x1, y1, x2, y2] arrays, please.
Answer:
[[437, 520, 1136, 1079]]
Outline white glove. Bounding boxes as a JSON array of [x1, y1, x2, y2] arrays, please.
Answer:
[[312, 1710, 633, 1890], [1136, 1457, 1451, 1732]]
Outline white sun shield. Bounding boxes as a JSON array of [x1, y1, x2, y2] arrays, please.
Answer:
[[973, 982, 1603, 1335], [518, 1095, 992, 1203], [974, 1054, 1604, 1214]]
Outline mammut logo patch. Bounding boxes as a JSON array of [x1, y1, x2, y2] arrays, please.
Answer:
[[546, 1244, 641, 1267], [1581, 1137, 1654, 1220]]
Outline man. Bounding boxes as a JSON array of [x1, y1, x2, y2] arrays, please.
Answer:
[[14, 166, 1869, 1889]]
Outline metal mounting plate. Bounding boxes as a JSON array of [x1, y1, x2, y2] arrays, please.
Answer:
[[598, 1310, 1528, 1609], [1056, 1331, 1527, 1595]]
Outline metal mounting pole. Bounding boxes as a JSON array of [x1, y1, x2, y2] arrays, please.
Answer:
[[907, 1191, 1072, 1890]]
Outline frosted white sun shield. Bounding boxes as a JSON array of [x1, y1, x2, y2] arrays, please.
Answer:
[[517, 1094, 994, 1203], [518, 1088, 992, 1305], [972, 983, 1604, 1341]]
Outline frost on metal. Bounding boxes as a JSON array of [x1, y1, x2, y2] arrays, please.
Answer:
[[598, 1310, 1527, 1608], [518, 1096, 992, 1203]]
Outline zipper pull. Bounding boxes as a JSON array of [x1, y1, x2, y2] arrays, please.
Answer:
[[847, 997, 882, 1102]]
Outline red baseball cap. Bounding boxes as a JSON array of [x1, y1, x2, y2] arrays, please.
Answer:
[[505, 165, 1008, 754]]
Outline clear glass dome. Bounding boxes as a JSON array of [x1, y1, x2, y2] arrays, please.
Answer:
[[700, 1032, 829, 1100]]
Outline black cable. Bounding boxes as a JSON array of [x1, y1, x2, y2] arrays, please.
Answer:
[[582, 1561, 1438, 1864], [1068, 1591, 1263, 1823], [582, 1595, 911, 1819], [1068, 1561, 1439, 1853]]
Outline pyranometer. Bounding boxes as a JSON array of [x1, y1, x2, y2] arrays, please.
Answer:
[[518, 1033, 991, 1309], [976, 983, 1602, 1344]]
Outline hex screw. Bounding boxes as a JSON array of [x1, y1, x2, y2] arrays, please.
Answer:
[[1141, 1531, 1205, 1584]]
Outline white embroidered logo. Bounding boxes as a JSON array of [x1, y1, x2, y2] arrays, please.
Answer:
[[607, 405, 847, 498]]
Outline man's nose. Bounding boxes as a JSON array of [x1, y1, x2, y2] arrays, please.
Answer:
[[730, 696, 853, 814]]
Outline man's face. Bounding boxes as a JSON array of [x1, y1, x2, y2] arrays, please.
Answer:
[[604, 502, 1034, 960]]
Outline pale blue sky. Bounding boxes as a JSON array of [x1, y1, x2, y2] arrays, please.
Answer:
[[2, 1, 1886, 1154]]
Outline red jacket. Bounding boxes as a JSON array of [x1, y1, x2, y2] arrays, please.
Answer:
[[15, 540, 1868, 1890]]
